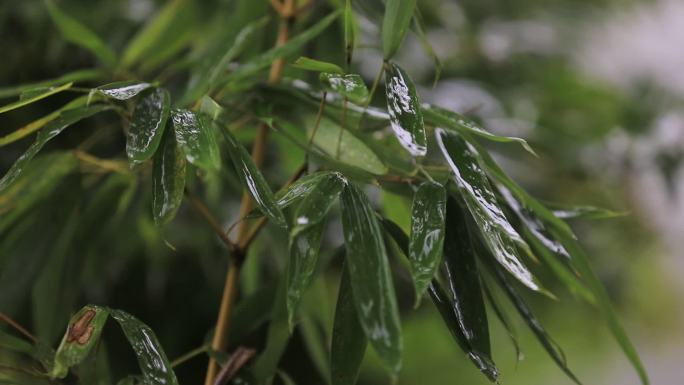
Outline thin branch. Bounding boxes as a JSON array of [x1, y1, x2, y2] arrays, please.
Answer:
[[0, 312, 37, 344], [186, 190, 238, 254], [171, 345, 209, 368]]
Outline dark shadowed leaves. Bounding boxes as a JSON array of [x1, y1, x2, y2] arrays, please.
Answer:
[[320, 73, 368, 104], [385, 62, 426, 156], [340, 182, 402, 372], [152, 130, 186, 226], [381, 0, 417, 59], [172, 109, 221, 171], [126, 88, 171, 163]]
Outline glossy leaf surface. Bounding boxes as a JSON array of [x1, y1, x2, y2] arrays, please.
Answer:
[[435, 128, 541, 291], [152, 130, 186, 226], [320, 73, 368, 104], [293, 57, 344, 74], [408, 181, 446, 306], [126, 88, 171, 163], [171, 109, 221, 171], [275, 171, 336, 209], [340, 182, 402, 372], [385, 62, 427, 156], [550, 204, 627, 220], [0, 82, 72, 114], [381, 0, 417, 59], [96, 81, 152, 100]]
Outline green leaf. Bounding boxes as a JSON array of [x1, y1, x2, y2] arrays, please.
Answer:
[[152, 130, 187, 226], [423, 104, 536, 156], [549, 204, 627, 220], [0, 69, 103, 99], [0, 82, 72, 114], [275, 171, 337, 208], [0, 104, 109, 192], [385, 62, 427, 156], [171, 109, 221, 171], [482, 283, 522, 363], [412, 11, 441, 85], [435, 128, 542, 292], [286, 172, 346, 327], [252, 274, 291, 382], [126, 88, 171, 163], [330, 263, 367, 385], [293, 57, 344, 74], [221, 127, 287, 228], [343, 0, 356, 63], [95, 81, 152, 101], [381, 0, 417, 59], [51, 305, 110, 379], [109, 310, 179, 385], [320, 73, 369, 104], [45, 0, 116, 67], [408, 181, 446, 306], [0, 329, 35, 356], [340, 182, 402, 373]]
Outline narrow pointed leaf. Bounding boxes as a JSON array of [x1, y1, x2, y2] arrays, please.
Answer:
[[126, 88, 171, 163], [331, 263, 367, 385], [221, 127, 287, 228], [0, 104, 109, 192], [550, 204, 627, 220], [293, 57, 344, 74], [408, 181, 446, 306], [381, 0, 417, 59], [171, 109, 221, 171], [435, 128, 541, 291], [109, 310, 179, 385], [45, 0, 116, 66], [385, 62, 427, 156], [275, 171, 337, 208], [0, 82, 72, 114], [482, 282, 522, 363], [51, 305, 110, 379], [340, 182, 402, 373], [412, 11, 441, 85], [152, 131, 186, 226], [253, 274, 291, 382], [320, 73, 368, 104], [95, 81, 152, 101], [287, 173, 346, 327], [344, 0, 356, 63], [0, 69, 103, 99]]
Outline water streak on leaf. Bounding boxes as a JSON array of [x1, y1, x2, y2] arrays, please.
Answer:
[[385, 62, 426, 156], [152, 131, 186, 226], [172, 109, 221, 171], [126, 88, 171, 163], [96, 81, 152, 100]]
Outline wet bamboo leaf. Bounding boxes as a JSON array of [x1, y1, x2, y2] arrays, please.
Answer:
[[340, 182, 402, 373], [482, 282, 522, 363], [423, 104, 536, 156], [0, 69, 103, 100], [126, 88, 171, 163], [95, 81, 152, 100], [344, 0, 356, 63], [221, 127, 287, 228], [331, 263, 367, 385], [152, 130, 186, 226], [0, 82, 72, 114], [45, 0, 116, 67], [275, 171, 337, 208], [293, 57, 344, 74], [171, 109, 221, 171], [381, 0, 417, 59], [252, 274, 291, 382], [110, 309, 179, 385], [408, 181, 446, 306], [287, 173, 346, 327], [385, 62, 427, 156], [320, 73, 368, 104], [0, 104, 109, 192], [51, 305, 110, 379], [435, 128, 541, 292], [550, 204, 627, 220]]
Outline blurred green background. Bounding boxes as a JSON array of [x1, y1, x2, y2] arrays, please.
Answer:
[[1, 0, 683, 384]]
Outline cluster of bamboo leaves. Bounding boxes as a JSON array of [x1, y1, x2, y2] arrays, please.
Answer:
[[0, 1, 648, 385]]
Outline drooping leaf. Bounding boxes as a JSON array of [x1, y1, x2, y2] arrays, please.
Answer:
[[95, 81, 152, 101], [385, 62, 427, 156], [221, 127, 287, 228], [152, 130, 186, 226], [51, 305, 110, 379], [320, 73, 368, 104], [45, 0, 116, 66], [381, 0, 417, 59], [109, 309, 179, 385], [343, 0, 356, 63], [0, 82, 72, 114], [171, 109, 221, 171], [330, 263, 367, 385], [293, 57, 344, 74], [126, 88, 171, 163], [0, 104, 109, 192], [549, 204, 627, 220], [435, 128, 541, 292], [340, 182, 402, 373], [408, 181, 446, 306], [286, 172, 346, 327], [482, 282, 522, 363], [0, 69, 103, 100]]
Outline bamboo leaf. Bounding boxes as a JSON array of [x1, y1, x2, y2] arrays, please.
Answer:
[[0, 82, 72, 114], [381, 0, 417, 59], [550, 204, 627, 220], [95, 81, 152, 101], [408, 181, 446, 306], [293, 57, 344, 74], [45, 0, 116, 67], [320, 73, 368, 104], [221, 127, 287, 228], [252, 274, 291, 382], [482, 282, 522, 363], [435, 128, 542, 292], [340, 182, 402, 373], [275, 171, 337, 208], [0, 69, 103, 100], [126, 88, 171, 163], [330, 263, 367, 385], [385, 62, 427, 156], [152, 130, 186, 226], [110, 309, 179, 385], [51, 305, 110, 379], [172, 109, 221, 171], [344, 0, 356, 63]]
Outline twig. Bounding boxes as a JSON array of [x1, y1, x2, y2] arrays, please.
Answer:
[[213, 347, 256, 385], [185, 190, 238, 254], [0, 312, 37, 344], [171, 345, 209, 368]]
